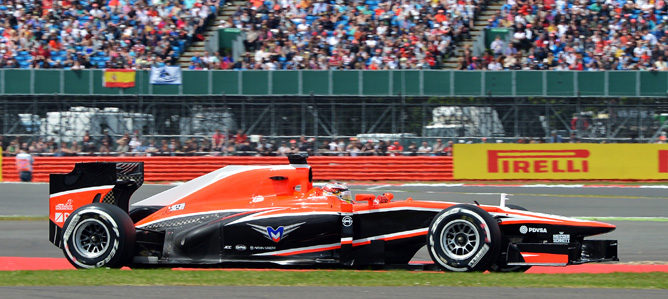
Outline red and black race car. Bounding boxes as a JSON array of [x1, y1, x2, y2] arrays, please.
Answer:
[[48, 155, 618, 271]]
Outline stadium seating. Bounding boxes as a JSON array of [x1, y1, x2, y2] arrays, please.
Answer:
[[469, 0, 668, 70], [0, 0, 664, 70], [222, 0, 485, 70], [0, 0, 220, 69]]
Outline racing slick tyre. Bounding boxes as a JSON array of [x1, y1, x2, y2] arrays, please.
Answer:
[[427, 204, 501, 272], [489, 204, 532, 273], [61, 203, 135, 269]]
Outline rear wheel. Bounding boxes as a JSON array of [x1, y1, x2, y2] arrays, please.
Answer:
[[427, 204, 501, 272], [61, 203, 135, 269]]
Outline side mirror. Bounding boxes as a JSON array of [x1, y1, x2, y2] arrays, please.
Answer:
[[355, 194, 376, 206], [355, 193, 376, 203]]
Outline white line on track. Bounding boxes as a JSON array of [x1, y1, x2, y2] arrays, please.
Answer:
[[462, 192, 506, 195], [425, 191, 503, 195], [400, 183, 668, 189], [367, 185, 390, 190], [515, 184, 585, 188], [401, 183, 464, 187]]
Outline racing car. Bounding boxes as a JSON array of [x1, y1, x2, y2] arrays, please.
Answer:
[[48, 155, 618, 271]]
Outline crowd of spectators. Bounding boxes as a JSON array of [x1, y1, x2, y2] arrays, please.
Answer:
[[0, 130, 458, 157], [1, 132, 455, 157], [459, 0, 668, 70], [214, 0, 486, 70], [0, 0, 219, 69], [0, 0, 491, 70], [1, 0, 666, 71], [2, 130, 666, 157]]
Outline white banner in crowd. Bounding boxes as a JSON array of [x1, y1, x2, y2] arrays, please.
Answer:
[[150, 66, 182, 85]]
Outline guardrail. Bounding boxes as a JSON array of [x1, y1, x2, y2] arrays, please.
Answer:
[[0, 156, 454, 182], [1, 69, 665, 97]]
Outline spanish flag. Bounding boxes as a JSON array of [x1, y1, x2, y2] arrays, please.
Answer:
[[103, 69, 136, 88]]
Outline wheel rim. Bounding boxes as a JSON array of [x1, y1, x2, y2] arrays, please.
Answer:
[[440, 219, 480, 260], [73, 218, 110, 259]]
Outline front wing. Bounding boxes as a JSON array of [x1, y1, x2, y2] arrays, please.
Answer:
[[505, 240, 618, 266]]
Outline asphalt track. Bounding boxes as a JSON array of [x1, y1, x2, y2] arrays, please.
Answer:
[[1, 286, 667, 299], [1, 182, 667, 262], [2, 182, 668, 217], [0, 183, 668, 263], [1, 182, 667, 298]]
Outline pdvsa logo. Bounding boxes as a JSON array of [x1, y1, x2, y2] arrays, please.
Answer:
[[519, 225, 547, 234], [488, 150, 590, 173], [248, 222, 305, 243]]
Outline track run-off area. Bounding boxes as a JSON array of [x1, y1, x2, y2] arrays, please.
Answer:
[[1, 182, 667, 272]]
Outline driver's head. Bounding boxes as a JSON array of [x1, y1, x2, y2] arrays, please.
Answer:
[[323, 182, 352, 204]]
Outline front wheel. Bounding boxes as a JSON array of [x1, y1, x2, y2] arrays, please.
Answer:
[[427, 204, 501, 272], [61, 203, 135, 269]]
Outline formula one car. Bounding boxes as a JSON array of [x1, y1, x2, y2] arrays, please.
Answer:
[[48, 155, 618, 271]]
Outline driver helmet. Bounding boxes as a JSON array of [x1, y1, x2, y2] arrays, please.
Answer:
[[323, 182, 352, 204]]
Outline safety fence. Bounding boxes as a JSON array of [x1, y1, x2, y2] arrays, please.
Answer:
[[0, 156, 454, 182], [0, 69, 665, 97]]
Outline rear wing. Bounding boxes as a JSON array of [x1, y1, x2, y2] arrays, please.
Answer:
[[49, 162, 143, 247]]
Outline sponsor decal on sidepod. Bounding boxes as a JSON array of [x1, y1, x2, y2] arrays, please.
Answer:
[[248, 222, 305, 243], [54, 212, 71, 223], [342, 216, 353, 227], [553, 233, 570, 243], [168, 203, 185, 211]]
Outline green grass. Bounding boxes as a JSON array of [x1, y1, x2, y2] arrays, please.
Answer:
[[0, 269, 667, 288]]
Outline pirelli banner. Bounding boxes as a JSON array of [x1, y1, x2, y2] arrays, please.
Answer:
[[453, 144, 668, 180]]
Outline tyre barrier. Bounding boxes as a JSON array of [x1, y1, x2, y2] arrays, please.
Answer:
[[1, 156, 454, 182]]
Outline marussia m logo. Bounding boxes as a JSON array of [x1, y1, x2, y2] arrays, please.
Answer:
[[248, 222, 305, 243]]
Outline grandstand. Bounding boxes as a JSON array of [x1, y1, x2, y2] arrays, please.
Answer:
[[0, 0, 221, 69], [0, 1, 665, 70], [0, 1, 667, 162], [470, 0, 668, 70]]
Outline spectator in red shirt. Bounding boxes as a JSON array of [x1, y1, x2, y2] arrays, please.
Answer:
[[387, 141, 404, 156], [212, 129, 225, 151], [443, 141, 454, 156], [234, 130, 248, 145]]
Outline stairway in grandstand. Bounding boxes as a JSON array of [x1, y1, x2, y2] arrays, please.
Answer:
[[442, 0, 504, 69], [178, 1, 247, 68]]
